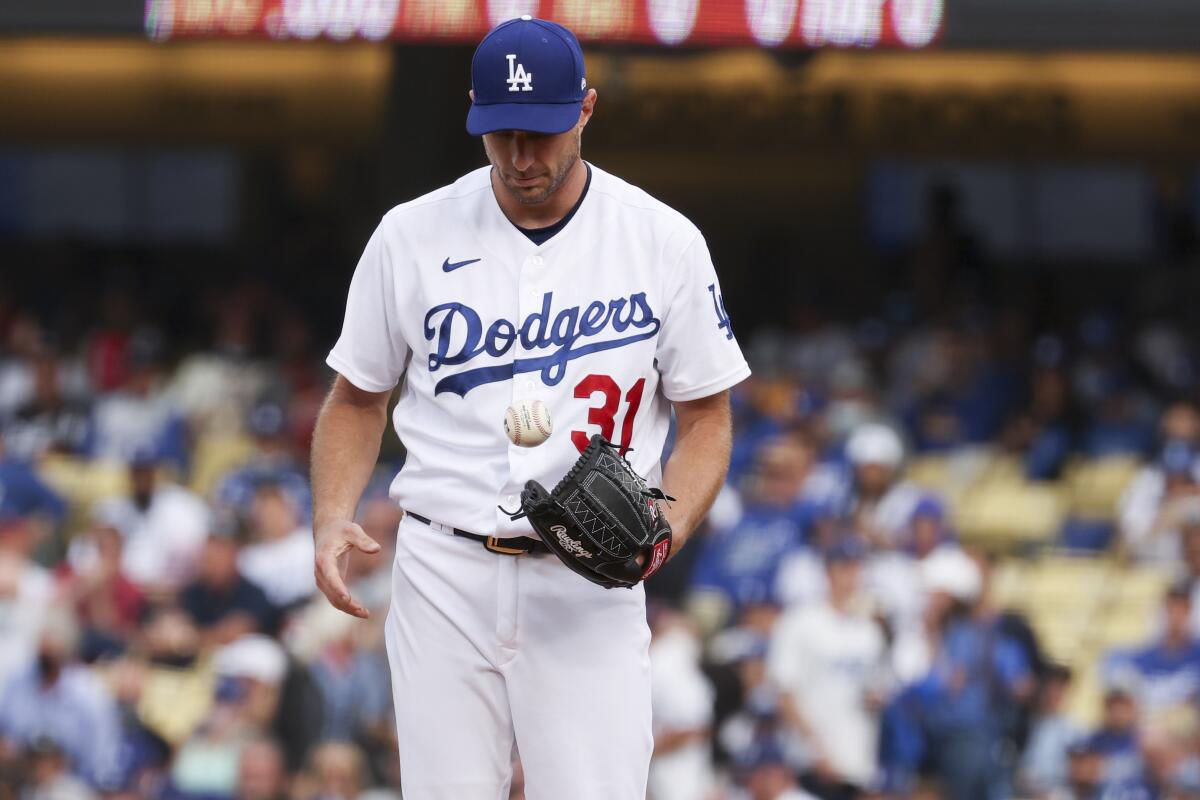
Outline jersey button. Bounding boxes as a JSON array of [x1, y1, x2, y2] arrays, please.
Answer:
[[532, 255, 544, 266]]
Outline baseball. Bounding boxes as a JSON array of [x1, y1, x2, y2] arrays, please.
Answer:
[[504, 398, 553, 447]]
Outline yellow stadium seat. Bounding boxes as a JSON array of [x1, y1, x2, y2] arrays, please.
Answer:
[[906, 455, 950, 492], [955, 480, 1067, 550], [37, 455, 130, 508], [1064, 457, 1141, 520], [1066, 659, 1105, 727], [976, 454, 1026, 486], [989, 558, 1030, 610], [137, 663, 216, 746], [189, 434, 257, 498]]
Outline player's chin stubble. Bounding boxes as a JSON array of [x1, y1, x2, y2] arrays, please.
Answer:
[[496, 131, 581, 206]]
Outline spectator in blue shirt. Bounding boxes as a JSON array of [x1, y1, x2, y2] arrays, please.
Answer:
[[1121, 584, 1200, 719], [1019, 664, 1080, 797], [214, 402, 311, 523], [887, 551, 1035, 800], [0, 610, 121, 788], [0, 432, 67, 522], [1084, 689, 1146, 794], [691, 438, 809, 613], [999, 366, 1078, 481]]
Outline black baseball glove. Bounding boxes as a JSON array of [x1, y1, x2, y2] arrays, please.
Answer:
[[505, 434, 674, 589]]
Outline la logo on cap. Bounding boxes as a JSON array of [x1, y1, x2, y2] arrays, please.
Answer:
[[506, 54, 533, 92]]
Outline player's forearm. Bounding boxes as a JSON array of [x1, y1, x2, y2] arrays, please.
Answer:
[[311, 378, 391, 526], [661, 391, 733, 552]]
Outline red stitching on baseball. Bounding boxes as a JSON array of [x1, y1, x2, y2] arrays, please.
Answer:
[[532, 403, 551, 438], [508, 409, 522, 446]]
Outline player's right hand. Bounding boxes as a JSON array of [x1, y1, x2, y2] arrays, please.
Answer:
[[314, 519, 381, 619]]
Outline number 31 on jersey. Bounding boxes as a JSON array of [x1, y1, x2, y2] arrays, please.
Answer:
[[571, 374, 645, 455]]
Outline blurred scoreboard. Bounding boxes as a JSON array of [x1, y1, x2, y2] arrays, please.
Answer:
[[141, 0, 945, 48]]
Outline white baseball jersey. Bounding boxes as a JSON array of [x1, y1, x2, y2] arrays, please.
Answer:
[[327, 163, 750, 537]]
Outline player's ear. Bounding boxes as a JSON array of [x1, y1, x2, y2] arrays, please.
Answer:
[[577, 88, 597, 130], [469, 89, 475, 103]]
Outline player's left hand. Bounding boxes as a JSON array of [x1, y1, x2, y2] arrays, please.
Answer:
[[314, 518, 381, 618]]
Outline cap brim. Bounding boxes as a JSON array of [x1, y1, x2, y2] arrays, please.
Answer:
[[466, 101, 582, 136]]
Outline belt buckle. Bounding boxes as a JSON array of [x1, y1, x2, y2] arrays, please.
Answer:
[[486, 536, 529, 556]]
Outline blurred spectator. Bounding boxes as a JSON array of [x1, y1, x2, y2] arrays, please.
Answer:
[[691, 438, 810, 616], [58, 522, 145, 661], [179, 532, 278, 644], [168, 289, 273, 439], [648, 609, 714, 800], [0, 515, 55, 688], [83, 289, 136, 394], [1019, 664, 1079, 798], [1079, 689, 1146, 795], [85, 331, 188, 470], [734, 740, 819, 800], [1, 346, 91, 462], [843, 423, 927, 550], [166, 635, 288, 799], [1109, 585, 1200, 722], [866, 496, 958, 635], [999, 365, 1077, 481], [0, 433, 68, 523], [884, 549, 1034, 800], [348, 498, 400, 612], [89, 455, 209, 594], [306, 612, 390, 744], [0, 609, 120, 788], [22, 736, 98, 800], [1062, 739, 1109, 800], [213, 401, 311, 523], [717, 630, 785, 767], [1120, 439, 1200, 564], [728, 379, 812, 481], [237, 482, 315, 609], [295, 741, 369, 800], [768, 538, 888, 799], [236, 738, 290, 800], [102, 656, 172, 796], [773, 507, 838, 610], [1179, 526, 1200, 636]]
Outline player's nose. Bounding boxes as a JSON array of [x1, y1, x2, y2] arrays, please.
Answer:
[[510, 133, 536, 172]]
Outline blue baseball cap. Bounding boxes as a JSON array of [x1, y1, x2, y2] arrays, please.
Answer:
[[466, 16, 587, 136]]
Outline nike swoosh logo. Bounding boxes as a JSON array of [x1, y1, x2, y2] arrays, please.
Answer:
[[442, 257, 482, 272]]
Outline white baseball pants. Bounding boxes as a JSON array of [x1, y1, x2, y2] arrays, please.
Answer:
[[384, 514, 654, 800]]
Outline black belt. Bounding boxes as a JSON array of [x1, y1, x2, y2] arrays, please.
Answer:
[[406, 512, 548, 556]]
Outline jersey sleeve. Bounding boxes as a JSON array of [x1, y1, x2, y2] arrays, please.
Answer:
[[655, 232, 751, 402], [326, 221, 411, 393]]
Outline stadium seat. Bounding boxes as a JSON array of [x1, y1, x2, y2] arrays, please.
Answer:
[[1007, 556, 1109, 661], [907, 447, 1003, 514], [1066, 657, 1106, 726], [137, 663, 216, 746], [1064, 457, 1141, 520], [955, 480, 1067, 550], [189, 433, 257, 498]]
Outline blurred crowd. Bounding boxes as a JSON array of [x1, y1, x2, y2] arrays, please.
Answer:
[[5, 218, 1200, 800], [644, 283, 1200, 799]]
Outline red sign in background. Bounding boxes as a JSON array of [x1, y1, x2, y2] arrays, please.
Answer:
[[145, 0, 944, 49]]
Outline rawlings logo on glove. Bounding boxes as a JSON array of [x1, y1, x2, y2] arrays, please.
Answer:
[[504, 434, 674, 589]]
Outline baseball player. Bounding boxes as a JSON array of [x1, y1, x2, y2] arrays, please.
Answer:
[[310, 16, 750, 800]]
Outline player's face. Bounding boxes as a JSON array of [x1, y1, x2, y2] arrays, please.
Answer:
[[484, 127, 580, 205], [480, 88, 596, 206]]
